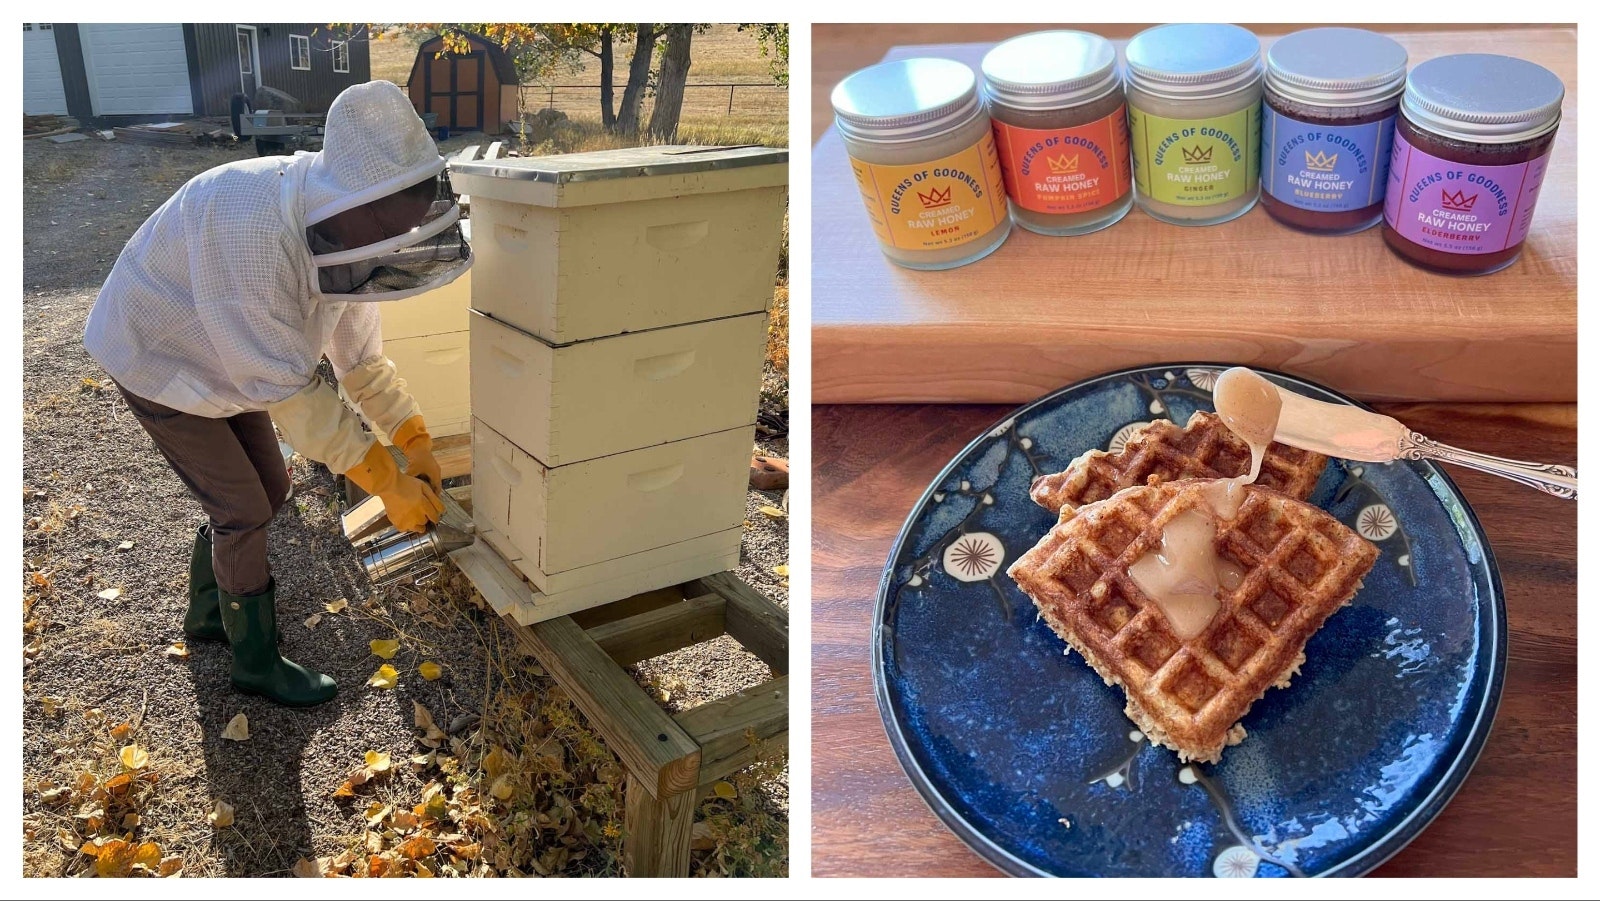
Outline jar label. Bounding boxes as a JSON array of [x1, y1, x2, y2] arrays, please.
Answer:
[[1129, 105, 1260, 206], [1262, 107, 1395, 212], [1382, 130, 1550, 255], [991, 106, 1133, 215], [846, 132, 1008, 252]]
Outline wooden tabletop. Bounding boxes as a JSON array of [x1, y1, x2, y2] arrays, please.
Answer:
[[810, 26, 1577, 405], [811, 401, 1576, 877]]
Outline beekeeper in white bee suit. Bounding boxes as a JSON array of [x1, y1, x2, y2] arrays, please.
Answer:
[[83, 81, 472, 707]]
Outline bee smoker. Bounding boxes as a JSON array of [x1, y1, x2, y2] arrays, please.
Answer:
[[347, 445, 475, 588]]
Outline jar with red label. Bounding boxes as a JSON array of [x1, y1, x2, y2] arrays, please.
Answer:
[[1381, 54, 1564, 275], [980, 30, 1132, 236]]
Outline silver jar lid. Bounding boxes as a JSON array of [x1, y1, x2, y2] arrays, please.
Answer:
[[980, 30, 1119, 110], [1402, 53, 1564, 144], [1125, 23, 1262, 99], [1265, 27, 1407, 107], [831, 58, 983, 144]]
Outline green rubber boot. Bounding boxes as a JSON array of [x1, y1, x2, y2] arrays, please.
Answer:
[[184, 524, 228, 642], [219, 579, 337, 707]]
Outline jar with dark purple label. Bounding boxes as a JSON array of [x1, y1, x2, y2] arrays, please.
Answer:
[[1261, 27, 1407, 235], [1381, 53, 1564, 275]]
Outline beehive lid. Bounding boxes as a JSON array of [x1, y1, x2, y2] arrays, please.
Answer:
[[450, 144, 788, 206]]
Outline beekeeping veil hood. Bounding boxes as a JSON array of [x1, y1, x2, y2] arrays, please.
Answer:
[[299, 80, 471, 301]]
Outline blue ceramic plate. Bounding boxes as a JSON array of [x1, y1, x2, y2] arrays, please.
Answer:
[[873, 364, 1504, 878]]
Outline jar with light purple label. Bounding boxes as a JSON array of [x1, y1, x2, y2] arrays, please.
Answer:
[[1381, 54, 1564, 275], [1261, 27, 1407, 235]]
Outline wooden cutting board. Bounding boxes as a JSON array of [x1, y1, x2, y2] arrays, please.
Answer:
[[811, 28, 1577, 404]]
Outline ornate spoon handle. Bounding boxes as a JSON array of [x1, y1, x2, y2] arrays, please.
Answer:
[[1397, 431, 1576, 499]]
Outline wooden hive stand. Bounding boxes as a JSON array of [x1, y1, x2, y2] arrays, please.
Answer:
[[456, 542, 789, 877]]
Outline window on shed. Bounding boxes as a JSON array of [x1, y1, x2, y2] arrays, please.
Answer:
[[332, 39, 349, 73], [290, 34, 311, 70], [22, 24, 32, 30], [40, 23, 52, 30]]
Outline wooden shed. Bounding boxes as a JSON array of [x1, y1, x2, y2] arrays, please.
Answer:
[[407, 32, 519, 135]]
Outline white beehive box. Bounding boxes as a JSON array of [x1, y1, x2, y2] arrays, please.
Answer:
[[470, 309, 767, 466], [469, 418, 753, 593], [378, 268, 472, 340], [450, 145, 788, 344], [380, 331, 470, 439]]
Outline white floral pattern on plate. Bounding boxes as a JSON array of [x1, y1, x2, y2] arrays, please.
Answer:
[[944, 532, 1005, 582]]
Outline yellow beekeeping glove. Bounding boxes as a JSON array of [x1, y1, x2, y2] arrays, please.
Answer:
[[344, 441, 443, 534], [392, 415, 442, 491]]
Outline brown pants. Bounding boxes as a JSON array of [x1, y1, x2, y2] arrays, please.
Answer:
[[117, 382, 290, 596]]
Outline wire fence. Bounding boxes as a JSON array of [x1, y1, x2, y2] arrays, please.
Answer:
[[519, 82, 787, 121]]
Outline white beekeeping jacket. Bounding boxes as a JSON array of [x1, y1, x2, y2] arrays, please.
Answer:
[[83, 81, 466, 419]]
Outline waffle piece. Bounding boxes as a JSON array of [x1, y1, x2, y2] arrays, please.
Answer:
[[1030, 411, 1328, 516], [1007, 480, 1378, 763]]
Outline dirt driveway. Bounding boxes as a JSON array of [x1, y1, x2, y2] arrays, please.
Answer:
[[21, 135, 788, 876]]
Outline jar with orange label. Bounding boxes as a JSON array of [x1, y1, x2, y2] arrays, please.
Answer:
[[832, 58, 1012, 269], [981, 30, 1133, 236]]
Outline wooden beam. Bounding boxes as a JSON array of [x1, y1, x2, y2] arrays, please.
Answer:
[[685, 573, 788, 675], [674, 675, 788, 787], [434, 432, 472, 480], [508, 614, 701, 799], [570, 586, 684, 630], [586, 593, 727, 667], [623, 778, 694, 877]]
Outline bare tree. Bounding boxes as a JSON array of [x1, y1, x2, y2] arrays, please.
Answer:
[[647, 25, 694, 141], [615, 24, 659, 136]]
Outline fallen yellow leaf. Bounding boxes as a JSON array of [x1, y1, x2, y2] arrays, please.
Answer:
[[398, 835, 437, 859], [774, 564, 790, 577], [363, 801, 392, 827], [418, 661, 442, 681], [111, 722, 132, 740], [331, 781, 356, 799], [208, 799, 234, 828], [39, 696, 63, 715], [163, 642, 189, 659], [97, 588, 122, 601], [758, 505, 787, 519], [121, 813, 140, 829], [367, 664, 398, 689], [292, 856, 325, 878], [118, 744, 149, 770], [365, 750, 393, 773], [303, 613, 322, 630], [94, 839, 137, 877], [413, 702, 446, 743], [369, 638, 400, 660], [220, 712, 250, 741], [158, 856, 183, 877], [133, 842, 162, 869], [712, 780, 737, 800], [489, 775, 515, 800], [324, 598, 349, 614]]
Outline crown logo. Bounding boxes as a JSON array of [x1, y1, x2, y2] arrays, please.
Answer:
[[1046, 154, 1079, 174], [1181, 144, 1213, 164], [1440, 189, 1478, 212], [916, 186, 953, 208], [1304, 150, 1338, 171]]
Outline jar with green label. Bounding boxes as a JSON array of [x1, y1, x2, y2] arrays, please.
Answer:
[[1125, 23, 1263, 226]]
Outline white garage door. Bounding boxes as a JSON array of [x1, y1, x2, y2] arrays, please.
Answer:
[[80, 23, 193, 116], [23, 24, 69, 115]]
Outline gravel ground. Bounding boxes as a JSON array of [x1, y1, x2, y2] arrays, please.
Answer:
[[21, 134, 788, 875]]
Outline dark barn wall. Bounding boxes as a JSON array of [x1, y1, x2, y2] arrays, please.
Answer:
[[190, 23, 371, 116]]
